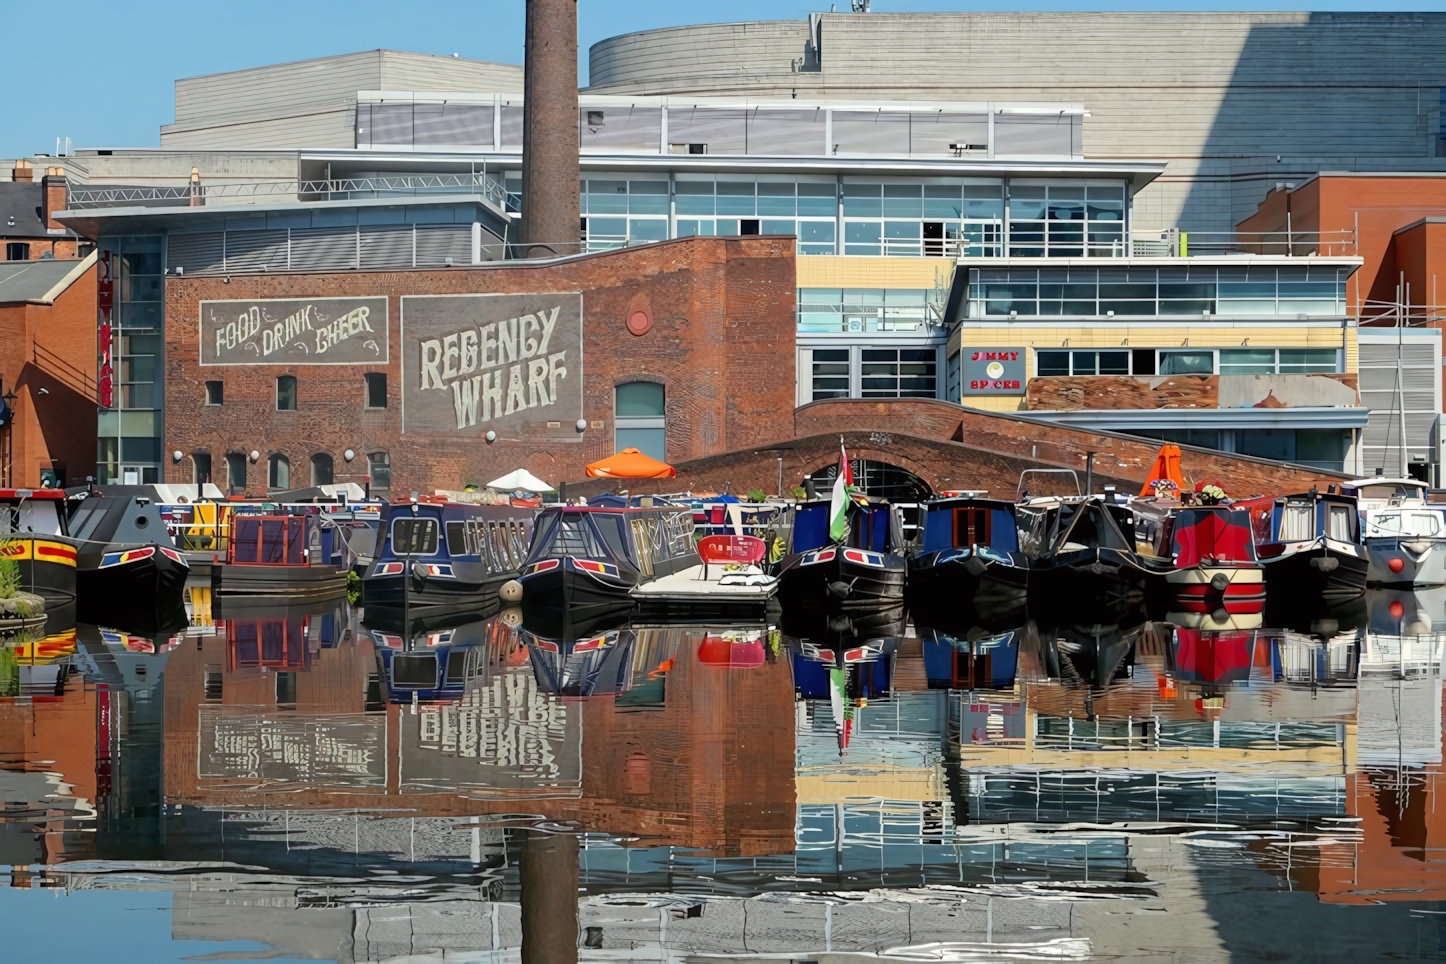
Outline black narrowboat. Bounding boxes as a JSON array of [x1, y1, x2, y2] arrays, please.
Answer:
[[0, 488, 79, 610], [1240, 490, 1369, 604], [516, 505, 697, 617], [775, 498, 906, 612], [1018, 495, 1172, 612], [907, 497, 1028, 620], [363, 499, 534, 618], [66, 485, 190, 627]]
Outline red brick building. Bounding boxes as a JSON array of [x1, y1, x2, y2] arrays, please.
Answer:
[[0, 254, 98, 486], [162, 236, 797, 496]]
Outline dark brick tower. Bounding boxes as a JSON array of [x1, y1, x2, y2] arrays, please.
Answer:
[[520, 0, 581, 258]]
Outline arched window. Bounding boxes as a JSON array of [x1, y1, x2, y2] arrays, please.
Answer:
[[615, 382, 665, 462], [310, 453, 334, 486], [225, 452, 247, 494], [192, 452, 212, 485], [268, 453, 290, 489], [276, 375, 297, 411]]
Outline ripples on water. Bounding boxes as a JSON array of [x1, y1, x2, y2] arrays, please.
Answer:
[[2, 584, 1446, 961]]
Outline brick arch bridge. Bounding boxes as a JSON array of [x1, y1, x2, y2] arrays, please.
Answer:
[[567, 398, 1349, 500]]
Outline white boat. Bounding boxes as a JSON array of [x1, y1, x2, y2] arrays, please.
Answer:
[[629, 534, 779, 617], [1343, 476, 1446, 587]]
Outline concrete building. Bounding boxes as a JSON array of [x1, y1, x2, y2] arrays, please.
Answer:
[[586, 12, 1446, 234]]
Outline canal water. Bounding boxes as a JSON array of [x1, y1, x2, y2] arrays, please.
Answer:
[[1, 585, 1444, 962]]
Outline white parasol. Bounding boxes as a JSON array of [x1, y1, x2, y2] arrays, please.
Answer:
[[486, 469, 555, 492]]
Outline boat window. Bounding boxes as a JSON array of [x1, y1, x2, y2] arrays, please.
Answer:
[[509, 520, 529, 563], [549, 515, 602, 557], [1279, 503, 1314, 542], [1355, 483, 1425, 500], [445, 521, 474, 557], [1407, 512, 1443, 536], [489, 522, 512, 569], [391, 517, 439, 556], [953, 507, 990, 547], [631, 518, 655, 576], [390, 654, 437, 688], [663, 511, 695, 558], [1327, 504, 1353, 542], [592, 513, 630, 560], [445, 650, 468, 684]]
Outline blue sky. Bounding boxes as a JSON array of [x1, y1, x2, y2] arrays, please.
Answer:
[[3, 0, 1444, 160]]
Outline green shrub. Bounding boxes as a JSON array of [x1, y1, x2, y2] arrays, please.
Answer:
[[0, 539, 19, 600], [746, 489, 768, 503]]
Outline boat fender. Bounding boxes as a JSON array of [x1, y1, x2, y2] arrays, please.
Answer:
[[827, 580, 853, 599], [1310, 556, 1339, 572], [1209, 572, 1230, 592], [1402, 541, 1431, 556], [499, 606, 523, 627], [411, 561, 429, 589], [500, 579, 524, 603], [1212, 608, 1231, 625], [827, 615, 853, 634], [964, 556, 987, 576]]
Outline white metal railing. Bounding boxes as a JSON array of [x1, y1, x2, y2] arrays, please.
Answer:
[[1130, 228, 1358, 258], [66, 173, 510, 212]]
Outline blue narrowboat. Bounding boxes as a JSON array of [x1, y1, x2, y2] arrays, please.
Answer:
[[363, 499, 534, 618], [907, 497, 1028, 620], [516, 505, 697, 616], [775, 498, 906, 611]]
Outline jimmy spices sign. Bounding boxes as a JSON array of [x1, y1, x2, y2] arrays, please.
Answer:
[[199, 297, 388, 365], [400, 293, 583, 436]]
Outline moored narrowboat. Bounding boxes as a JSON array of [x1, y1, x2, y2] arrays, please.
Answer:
[[0, 488, 78, 610], [907, 497, 1028, 621], [516, 505, 697, 616], [1239, 490, 1369, 603], [775, 498, 907, 612], [1157, 505, 1266, 615], [66, 485, 190, 628], [211, 512, 349, 598], [363, 499, 534, 618], [1018, 495, 1171, 610]]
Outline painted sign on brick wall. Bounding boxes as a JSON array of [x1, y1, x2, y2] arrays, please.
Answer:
[[199, 297, 389, 365], [961, 347, 1026, 394], [400, 293, 583, 436]]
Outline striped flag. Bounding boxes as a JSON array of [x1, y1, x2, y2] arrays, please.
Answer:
[[828, 443, 852, 543]]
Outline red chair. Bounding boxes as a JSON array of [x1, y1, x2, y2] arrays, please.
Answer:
[[697, 534, 766, 579]]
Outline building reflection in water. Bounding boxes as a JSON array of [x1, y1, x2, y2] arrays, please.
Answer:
[[2, 588, 1446, 958]]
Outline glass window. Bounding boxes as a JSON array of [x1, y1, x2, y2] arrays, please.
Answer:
[[860, 348, 936, 399], [797, 182, 836, 216], [205, 380, 223, 405], [268, 453, 290, 489], [365, 372, 387, 409], [715, 182, 756, 216], [226, 452, 247, 492], [844, 221, 881, 256], [1098, 351, 1129, 374], [798, 220, 836, 254], [368, 452, 391, 495], [1278, 349, 1337, 373], [391, 517, 439, 556], [1036, 350, 1069, 377], [276, 375, 297, 411], [811, 349, 850, 400], [841, 183, 882, 218], [629, 218, 667, 243], [310, 453, 333, 486], [1159, 351, 1214, 375], [616, 382, 664, 417], [193, 452, 211, 484], [1219, 349, 1275, 375]]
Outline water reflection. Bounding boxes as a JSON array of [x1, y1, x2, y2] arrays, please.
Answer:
[[4, 584, 1446, 959]]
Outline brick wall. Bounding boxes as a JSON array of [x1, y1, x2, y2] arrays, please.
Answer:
[[0, 262, 97, 485], [162, 236, 797, 495]]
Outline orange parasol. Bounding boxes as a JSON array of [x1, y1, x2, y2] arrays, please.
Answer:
[[585, 447, 676, 479], [1139, 443, 1185, 498]]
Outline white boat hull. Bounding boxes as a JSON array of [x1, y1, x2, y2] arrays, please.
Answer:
[[1365, 537, 1446, 587]]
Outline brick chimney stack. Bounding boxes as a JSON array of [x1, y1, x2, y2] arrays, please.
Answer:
[[41, 167, 67, 230], [520, 0, 580, 258], [11, 159, 32, 182]]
